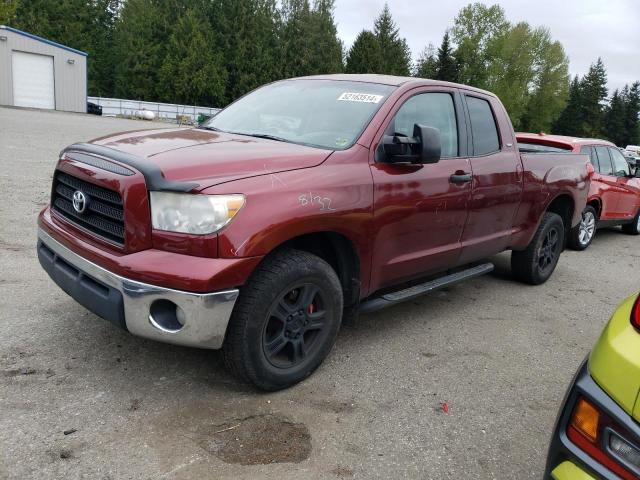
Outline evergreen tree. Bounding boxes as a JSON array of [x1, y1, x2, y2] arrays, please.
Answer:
[[208, 0, 281, 103], [309, 0, 344, 74], [434, 31, 457, 82], [622, 82, 640, 146], [579, 58, 608, 137], [279, 0, 343, 79], [158, 9, 226, 106], [112, 0, 165, 101], [414, 44, 437, 78], [553, 76, 583, 135], [605, 89, 627, 146], [345, 30, 382, 73], [372, 4, 411, 76]]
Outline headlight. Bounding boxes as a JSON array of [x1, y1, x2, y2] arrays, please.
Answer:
[[150, 192, 245, 235]]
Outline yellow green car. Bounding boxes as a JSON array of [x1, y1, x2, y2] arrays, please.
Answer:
[[546, 293, 640, 479]]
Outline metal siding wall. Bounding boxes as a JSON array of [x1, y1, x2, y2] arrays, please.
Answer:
[[0, 30, 86, 112]]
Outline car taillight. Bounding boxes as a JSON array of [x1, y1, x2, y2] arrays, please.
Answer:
[[631, 295, 640, 331], [568, 397, 639, 480]]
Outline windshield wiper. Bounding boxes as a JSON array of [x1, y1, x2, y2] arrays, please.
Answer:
[[197, 125, 221, 131], [238, 132, 288, 143]]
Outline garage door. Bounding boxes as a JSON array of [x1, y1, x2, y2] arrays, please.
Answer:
[[12, 51, 55, 109]]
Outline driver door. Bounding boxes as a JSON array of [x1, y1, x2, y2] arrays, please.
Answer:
[[369, 88, 472, 293]]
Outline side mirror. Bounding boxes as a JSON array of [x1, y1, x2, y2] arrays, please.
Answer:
[[414, 124, 441, 164], [381, 124, 441, 164]]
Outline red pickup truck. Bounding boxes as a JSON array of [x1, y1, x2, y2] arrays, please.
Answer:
[[38, 75, 591, 390]]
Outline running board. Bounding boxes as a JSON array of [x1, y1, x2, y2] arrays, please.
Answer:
[[358, 263, 494, 314]]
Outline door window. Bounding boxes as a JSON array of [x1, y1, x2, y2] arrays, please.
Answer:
[[594, 146, 613, 175], [386, 93, 459, 157], [609, 148, 631, 177], [466, 96, 500, 155], [580, 146, 599, 170]]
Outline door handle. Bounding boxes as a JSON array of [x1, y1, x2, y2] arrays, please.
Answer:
[[450, 172, 472, 184]]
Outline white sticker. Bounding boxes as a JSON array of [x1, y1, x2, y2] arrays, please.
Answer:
[[337, 92, 384, 103]]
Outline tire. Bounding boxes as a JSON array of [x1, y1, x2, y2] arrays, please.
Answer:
[[568, 205, 597, 250], [621, 210, 640, 235], [511, 212, 565, 285], [222, 249, 343, 391]]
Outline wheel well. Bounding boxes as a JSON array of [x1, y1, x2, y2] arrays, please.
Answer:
[[279, 232, 361, 309], [546, 195, 574, 230], [587, 199, 602, 218]]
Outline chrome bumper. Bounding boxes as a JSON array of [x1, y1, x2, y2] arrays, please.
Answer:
[[37, 229, 239, 349]]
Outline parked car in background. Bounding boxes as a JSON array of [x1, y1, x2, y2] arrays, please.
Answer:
[[517, 133, 640, 250], [38, 76, 591, 390], [87, 102, 102, 116], [625, 145, 640, 157], [621, 149, 640, 168], [545, 292, 640, 480]]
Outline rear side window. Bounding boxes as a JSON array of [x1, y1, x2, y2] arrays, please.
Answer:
[[466, 96, 500, 156], [387, 92, 459, 157], [594, 146, 613, 175], [609, 148, 631, 176], [580, 146, 599, 170]]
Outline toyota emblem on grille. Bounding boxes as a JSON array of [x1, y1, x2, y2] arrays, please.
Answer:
[[72, 190, 87, 213]]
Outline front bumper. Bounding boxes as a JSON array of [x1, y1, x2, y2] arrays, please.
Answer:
[[37, 228, 239, 349], [545, 360, 640, 479]]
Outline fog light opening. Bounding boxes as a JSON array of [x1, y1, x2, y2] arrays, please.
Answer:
[[149, 299, 185, 333]]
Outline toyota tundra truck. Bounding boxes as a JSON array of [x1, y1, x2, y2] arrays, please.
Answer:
[[37, 75, 591, 390]]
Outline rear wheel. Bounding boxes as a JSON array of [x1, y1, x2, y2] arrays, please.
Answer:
[[222, 249, 343, 391], [568, 205, 597, 250], [621, 210, 640, 235], [511, 212, 565, 285]]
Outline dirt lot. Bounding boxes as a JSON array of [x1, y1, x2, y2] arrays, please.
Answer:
[[0, 106, 639, 479]]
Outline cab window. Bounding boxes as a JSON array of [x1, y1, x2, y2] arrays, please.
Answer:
[[594, 146, 613, 175], [386, 92, 459, 157], [466, 96, 500, 155], [609, 148, 631, 177]]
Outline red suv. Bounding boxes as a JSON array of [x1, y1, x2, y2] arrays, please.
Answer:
[[517, 133, 640, 249]]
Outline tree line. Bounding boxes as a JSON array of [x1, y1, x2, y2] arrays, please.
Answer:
[[1, 0, 638, 146]]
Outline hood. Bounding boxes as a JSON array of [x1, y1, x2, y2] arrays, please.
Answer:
[[90, 127, 333, 190]]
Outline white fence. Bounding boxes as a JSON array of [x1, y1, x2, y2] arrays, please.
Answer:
[[87, 96, 221, 123]]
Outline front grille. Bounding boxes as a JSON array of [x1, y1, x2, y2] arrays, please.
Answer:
[[52, 171, 125, 245]]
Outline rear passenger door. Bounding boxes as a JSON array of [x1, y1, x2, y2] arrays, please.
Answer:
[[457, 94, 522, 265], [593, 146, 624, 220]]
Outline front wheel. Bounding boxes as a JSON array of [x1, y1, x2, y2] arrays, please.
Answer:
[[568, 205, 597, 250], [621, 210, 640, 235], [511, 212, 565, 285], [222, 249, 343, 391]]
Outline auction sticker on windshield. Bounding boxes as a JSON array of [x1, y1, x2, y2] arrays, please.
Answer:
[[337, 92, 384, 103]]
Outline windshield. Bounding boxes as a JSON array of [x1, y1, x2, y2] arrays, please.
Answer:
[[204, 79, 395, 150]]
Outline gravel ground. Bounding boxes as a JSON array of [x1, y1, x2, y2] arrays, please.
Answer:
[[1, 106, 639, 480]]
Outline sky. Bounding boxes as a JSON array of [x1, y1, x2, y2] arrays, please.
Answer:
[[334, 0, 640, 93]]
